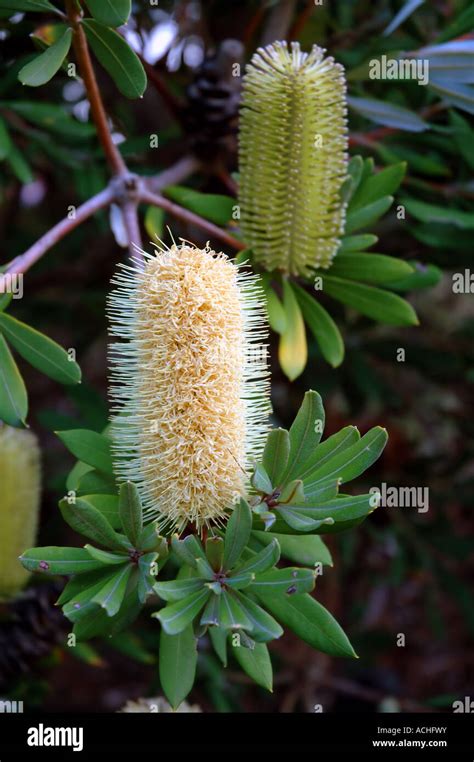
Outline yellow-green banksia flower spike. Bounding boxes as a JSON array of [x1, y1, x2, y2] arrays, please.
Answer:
[[107, 242, 271, 533], [0, 424, 41, 600], [239, 41, 348, 278]]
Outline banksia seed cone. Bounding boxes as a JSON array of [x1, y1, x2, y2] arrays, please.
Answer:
[[0, 425, 41, 600], [238, 41, 348, 277], [108, 243, 270, 532]]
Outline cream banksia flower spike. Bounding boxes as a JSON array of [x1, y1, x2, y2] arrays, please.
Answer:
[[239, 41, 348, 278], [0, 425, 41, 600], [107, 242, 271, 533]]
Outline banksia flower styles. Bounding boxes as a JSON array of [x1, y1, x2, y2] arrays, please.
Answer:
[[108, 243, 270, 532], [239, 41, 348, 277], [0, 425, 41, 600]]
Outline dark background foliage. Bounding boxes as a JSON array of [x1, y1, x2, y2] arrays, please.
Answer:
[[1, 0, 473, 712]]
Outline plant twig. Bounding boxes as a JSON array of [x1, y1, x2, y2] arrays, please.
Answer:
[[0, 186, 115, 284], [147, 155, 201, 194], [121, 200, 143, 258], [260, 0, 298, 47], [140, 188, 246, 251], [66, 0, 126, 176]]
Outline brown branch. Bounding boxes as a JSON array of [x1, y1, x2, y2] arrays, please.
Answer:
[[147, 155, 201, 194], [66, 0, 126, 176], [0, 186, 115, 285], [260, 0, 298, 47], [120, 200, 143, 259], [140, 188, 246, 251], [289, 0, 315, 40]]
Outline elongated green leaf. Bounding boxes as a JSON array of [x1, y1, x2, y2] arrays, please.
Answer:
[[0, 101, 95, 139], [322, 275, 419, 326], [219, 590, 252, 630], [253, 531, 333, 567], [118, 481, 142, 547], [84, 545, 128, 565], [1, 1, 60, 13], [205, 536, 224, 572], [385, 261, 442, 292], [63, 576, 116, 623], [345, 195, 393, 233], [279, 279, 307, 381], [261, 592, 357, 658], [59, 497, 129, 551], [92, 563, 132, 616], [0, 333, 27, 427], [383, 0, 424, 36], [200, 593, 220, 626], [234, 592, 283, 642], [231, 639, 273, 691], [137, 552, 159, 603], [19, 27, 72, 87], [223, 499, 252, 571], [164, 186, 234, 226], [78, 470, 116, 495], [56, 567, 114, 605], [209, 626, 227, 666], [83, 19, 146, 99], [403, 197, 474, 229], [0, 115, 12, 160], [329, 254, 415, 284], [251, 462, 273, 494], [84, 0, 131, 27], [348, 96, 428, 132], [20, 546, 104, 575], [293, 283, 344, 368], [80, 494, 120, 529], [233, 538, 280, 576], [280, 494, 377, 527], [56, 429, 113, 474], [0, 293, 12, 312], [225, 571, 255, 590], [429, 80, 474, 115], [144, 206, 164, 239], [251, 568, 315, 596], [298, 426, 359, 483], [350, 163, 406, 211], [281, 390, 325, 484], [273, 509, 333, 533], [159, 626, 197, 709], [261, 280, 287, 334], [303, 427, 387, 487], [171, 534, 207, 569], [338, 234, 378, 253], [0, 313, 81, 385], [153, 588, 210, 635], [262, 428, 290, 487]]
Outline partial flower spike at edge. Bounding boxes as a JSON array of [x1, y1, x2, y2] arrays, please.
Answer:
[[107, 243, 271, 532], [239, 41, 348, 277]]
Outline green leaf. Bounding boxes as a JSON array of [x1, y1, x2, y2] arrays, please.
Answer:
[[384, 261, 443, 292], [281, 390, 325, 484], [350, 163, 406, 211], [84, 0, 131, 27], [261, 592, 357, 658], [0, 333, 27, 427], [437, 5, 474, 42], [231, 639, 273, 691], [171, 534, 207, 569], [261, 279, 287, 334], [0, 313, 81, 385], [279, 279, 307, 381], [0, 115, 12, 160], [84, 545, 128, 565], [77, 470, 116, 495], [303, 427, 388, 487], [138, 522, 166, 554], [0, 293, 12, 312], [278, 479, 305, 504], [82, 19, 146, 99], [118, 481, 142, 547], [18, 27, 72, 87], [0, 1, 61, 13], [234, 592, 283, 642], [205, 536, 224, 572], [383, 0, 424, 36], [273, 508, 333, 533], [262, 428, 290, 487], [137, 552, 159, 603], [164, 186, 235, 226], [153, 588, 210, 635], [219, 590, 252, 630], [8, 144, 34, 184], [59, 497, 129, 552], [92, 563, 132, 616], [298, 426, 360, 482], [251, 462, 273, 494], [253, 531, 333, 567], [56, 567, 113, 605], [223, 499, 252, 571], [200, 593, 221, 626], [225, 571, 255, 590], [348, 96, 428, 132], [233, 538, 280, 576], [209, 626, 227, 666], [345, 196, 393, 234], [80, 493, 120, 529], [403, 197, 474, 229], [293, 283, 345, 368], [342, 155, 364, 203], [280, 494, 377, 526], [322, 275, 419, 326], [449, 111, 474, 170], [20, 546, 104, 575], [338, 234, 378, 253], [329, 254, 415, 284], [159, 626, 197, 710], [251, 568, 315, 595], [144, 206, 164, 239], [154, 577, 204, 603], [56, 429, 114, 474]]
